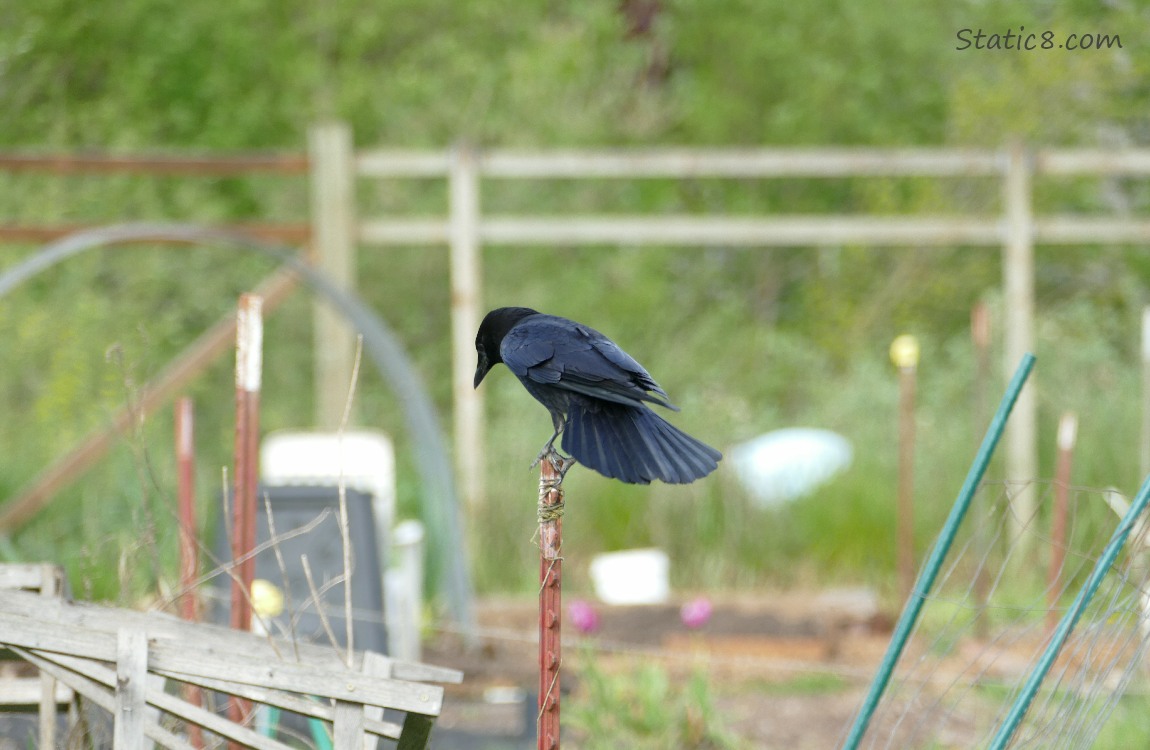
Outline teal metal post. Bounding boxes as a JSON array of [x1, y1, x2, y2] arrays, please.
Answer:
[[987, 468, 1150, 749], [841, 353, 1035, 749]]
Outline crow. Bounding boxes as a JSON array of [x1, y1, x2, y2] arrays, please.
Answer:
[[473, 307, 722, 485]]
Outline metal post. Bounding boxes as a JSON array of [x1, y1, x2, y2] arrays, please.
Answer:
[[971, 302, 992, 639], [537, 457, 566, 750], [309, 121, 358, 429], [229, 293, 262, 734], [841, 354, 1035, 749], [1141, 307, 1150, 482], [890, 335, 919, 599], [971, 301, 992, 438], [176, 397, 198, 622], [175, 397, 204, 748], [450, 144, 484, 512], [1003, 141, 1038, 548], [1046, 412, 1076, 634]]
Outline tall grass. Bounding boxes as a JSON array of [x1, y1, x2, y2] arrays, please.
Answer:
[[2, 245, 1145, 604]]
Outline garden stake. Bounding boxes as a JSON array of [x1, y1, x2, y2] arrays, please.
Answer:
[[537, 450, 572, 750], [229, 293, 263, 737], [175, 397, 205, 749]]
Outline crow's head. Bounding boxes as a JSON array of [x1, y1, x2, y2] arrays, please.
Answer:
[[474, 306, 539, 387]]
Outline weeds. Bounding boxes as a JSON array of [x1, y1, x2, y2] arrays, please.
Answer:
[[566, 655, 743, 750]]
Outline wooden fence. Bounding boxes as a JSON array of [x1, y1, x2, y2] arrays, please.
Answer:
[[330, 139, 1150, 526], [7, 135, 1150, 527], [0, 564, 461, 749]]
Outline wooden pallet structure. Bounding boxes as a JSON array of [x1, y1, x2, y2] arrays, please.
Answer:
[[0, 564, 462, 749]]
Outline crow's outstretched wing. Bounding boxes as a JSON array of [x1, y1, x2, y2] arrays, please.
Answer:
[[499, 314, 677, 411]]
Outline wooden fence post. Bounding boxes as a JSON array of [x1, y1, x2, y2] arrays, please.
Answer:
[[39, 564, 61, 750], [1002, 140, 1038, 549], [1047, 412, 1077, 633], [449, 144, 484, 513], [114, 628, 149, 750], [309, 121, 358, 429]]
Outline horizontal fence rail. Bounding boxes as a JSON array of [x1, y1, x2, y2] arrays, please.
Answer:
[[0, 152, 309, 175], [353, 147, 1150, 179], [358, 215, 1150, 247]]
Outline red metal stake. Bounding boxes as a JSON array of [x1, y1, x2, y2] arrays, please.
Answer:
[[230, 293, 263, 633], [175, 397, 204, 748], [229, 294, 263, 733], [1046, 412, 1077, 634], [537, 455, 567, 750], [971, 303, 992, 639]]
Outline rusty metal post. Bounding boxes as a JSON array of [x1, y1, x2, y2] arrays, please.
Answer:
[[972, 302, 992, 438], [176, 396, 198, 621], [537, 456, 567, 750], [229, 293, 262, 732], [1046, 412, 1077, 634], [174, 397, 204, 748], [231, 293, 263, 632], [971, 302, 993, 639], [1141, 307, 1150, 482], [891, 335, 920, 600]]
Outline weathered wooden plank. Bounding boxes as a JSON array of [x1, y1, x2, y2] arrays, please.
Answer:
[[0, 610, 444, 714], [38, 564, 62, 750], [0, 677, 71, 704], [46, 651, 298, 750], [479, 215, 1003, 247], [149, 645, 443, 715], [0, 590, 463, 683], [352, 147, 1008, 179], [0, 563, 54, 590], [361, 651, 392, 750], [149, 668, 404, 740], [333, 700, 366, 750], [45, 652, 298, 750], [114, 629, 149, 750], [13, 646, 197, 750]]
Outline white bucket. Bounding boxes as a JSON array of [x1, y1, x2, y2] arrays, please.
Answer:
[[589, 548, 670, 605]]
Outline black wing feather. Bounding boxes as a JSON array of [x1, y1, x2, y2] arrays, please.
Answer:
[[501, 316, 676, 410]]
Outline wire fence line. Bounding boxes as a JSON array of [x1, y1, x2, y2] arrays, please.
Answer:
[[847, 480, 1150, 749]]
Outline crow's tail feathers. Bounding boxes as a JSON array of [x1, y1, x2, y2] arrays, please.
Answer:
[[563, 401, 722, 485]]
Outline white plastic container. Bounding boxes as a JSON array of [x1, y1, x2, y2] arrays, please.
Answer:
[[589, 548, 670, 605]]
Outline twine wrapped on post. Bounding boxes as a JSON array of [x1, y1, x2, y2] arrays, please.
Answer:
[[536, 454, 570, 750]]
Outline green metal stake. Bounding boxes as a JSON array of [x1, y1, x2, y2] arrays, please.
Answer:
[[841, 353, 1035, 749], [987, 468, 1150, 749]]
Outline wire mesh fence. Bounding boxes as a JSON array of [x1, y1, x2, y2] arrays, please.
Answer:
[[851, 480, 1150, 749]]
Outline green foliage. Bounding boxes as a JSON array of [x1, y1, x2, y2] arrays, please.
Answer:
[[566, 657, 742, 750], [1, 1, 1149, 603]]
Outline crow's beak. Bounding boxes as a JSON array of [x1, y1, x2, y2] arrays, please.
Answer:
[[473, 354, 489, 388]]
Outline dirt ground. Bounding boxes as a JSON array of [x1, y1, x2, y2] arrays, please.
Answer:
[[423, 589, 910, 748]]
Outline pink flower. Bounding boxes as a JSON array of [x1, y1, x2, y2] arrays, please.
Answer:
[[567, 599, 600, 634], [680, 597, 713, 629]]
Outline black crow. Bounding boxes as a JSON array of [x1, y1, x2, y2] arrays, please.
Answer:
[[473, 307, 722, 485]]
